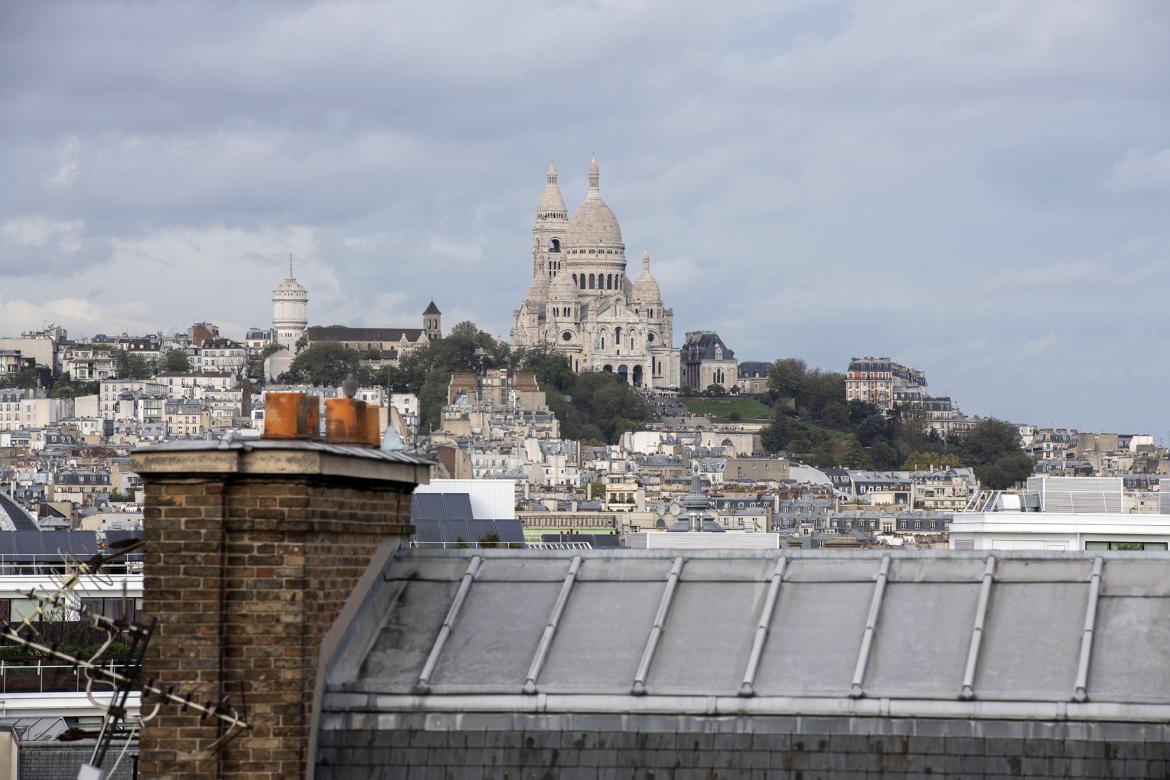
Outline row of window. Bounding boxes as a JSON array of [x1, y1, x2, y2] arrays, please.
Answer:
[[568, 248, 619, 256], [571, 272, 623, 291], [1084, 541, 1168, 551], [0, 596, 143, 623]]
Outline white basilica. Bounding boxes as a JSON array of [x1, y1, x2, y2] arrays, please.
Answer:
[[510, 158, 680, 389]]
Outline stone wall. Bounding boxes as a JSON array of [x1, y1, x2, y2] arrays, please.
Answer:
[[134, 444, 425, 779], [316, 713, 1170, 779]]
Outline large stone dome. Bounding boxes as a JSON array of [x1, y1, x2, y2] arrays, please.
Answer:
[[565, 157, 623, 249]]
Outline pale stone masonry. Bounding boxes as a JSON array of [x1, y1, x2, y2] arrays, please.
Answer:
[[511, 158, 681, 389]]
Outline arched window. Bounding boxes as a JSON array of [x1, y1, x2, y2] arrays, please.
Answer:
[[588, 274, 596, 289], [606, 274, 612, 289], [548, 238, 560, 253], [572, 273, 578, 287], [579, 274, 586, 290]]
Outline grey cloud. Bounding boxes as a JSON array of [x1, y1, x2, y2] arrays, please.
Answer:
[[1, 1, 1168, 435]]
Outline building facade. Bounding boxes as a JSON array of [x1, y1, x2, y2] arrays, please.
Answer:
[[272, 270, 309, 351], [510, 159, 680, 389], [845, 356, 927, 410], [681, 331, 738, 393]]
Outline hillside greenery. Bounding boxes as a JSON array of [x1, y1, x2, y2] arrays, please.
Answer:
[[758, 358, 1033, 488], [680, 396, 774, 423]]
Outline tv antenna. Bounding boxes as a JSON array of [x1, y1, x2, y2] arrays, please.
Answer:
[[0, 537, 250, 779]]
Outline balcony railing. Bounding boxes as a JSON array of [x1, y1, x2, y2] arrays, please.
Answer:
[[0, 658, 137, 694]]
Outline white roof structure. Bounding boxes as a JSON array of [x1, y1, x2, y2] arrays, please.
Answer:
[[950, 511, 1170, 551], [322, 548, 1170, 719]]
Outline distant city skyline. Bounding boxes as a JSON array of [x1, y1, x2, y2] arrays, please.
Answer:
[[1, 2, 1168, 435]]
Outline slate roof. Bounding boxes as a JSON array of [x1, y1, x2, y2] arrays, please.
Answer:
[[307, 325, 425, 343], [682, 332, 734, 362], [0, 491, 39, 530], [323, 549, 1170, 721], [736, 361, 771, 378]]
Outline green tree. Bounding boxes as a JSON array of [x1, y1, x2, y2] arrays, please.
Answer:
[[704, 384, 726, 397], [161, 349, 191, 373], [513, 345, 575, 393], [126, 353, 155, 379], [766, 358, 808, 403], [976, 451, 1034, 489], [901, 451, 962, 470], [0, 366, 45, 390], [285, 343, 363, 387], [959, 419, 1033, 488], [49, 372, 99, 399]]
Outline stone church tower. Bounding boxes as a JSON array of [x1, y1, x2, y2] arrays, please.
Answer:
[[510, 158, 679, 389], [422, 301, 442, 340], [272, 262, 308, 351]]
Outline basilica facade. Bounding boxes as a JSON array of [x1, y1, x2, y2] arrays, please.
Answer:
[[510, 158, 680, 389]]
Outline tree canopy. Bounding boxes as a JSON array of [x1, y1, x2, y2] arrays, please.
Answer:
[[50, 372, 100, 399], [283, 343, 363, 387], [514, 346, 651, 444], [161, 349, 191, 373], [759, 357, 1035, 487]]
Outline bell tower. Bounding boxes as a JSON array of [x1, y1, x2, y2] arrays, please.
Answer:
[[422, 301, 442, 340]]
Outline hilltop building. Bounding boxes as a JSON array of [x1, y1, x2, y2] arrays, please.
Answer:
[[681, 331, 738, 393], [304, 302, 442, 364], [510, 158, 680, 389], [845, 356, 927, 410], [272, 267, 309, 351]]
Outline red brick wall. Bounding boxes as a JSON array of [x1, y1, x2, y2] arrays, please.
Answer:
[[139, 474, 413, 779]]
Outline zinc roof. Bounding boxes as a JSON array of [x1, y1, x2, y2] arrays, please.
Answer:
[[324, 549, 1170, 716]]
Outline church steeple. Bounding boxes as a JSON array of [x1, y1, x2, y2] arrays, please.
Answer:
[[588, 155, 600, 193]]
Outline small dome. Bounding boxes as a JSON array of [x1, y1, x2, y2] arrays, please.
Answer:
[[632, 250, 661, 302], [536, 162, 567, 219], [548, 270, 578, 300], [273, 276, 307, 298], [565, 156, 623, 249]]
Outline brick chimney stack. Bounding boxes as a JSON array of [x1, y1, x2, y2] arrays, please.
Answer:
[[132, 393, 429, 778]]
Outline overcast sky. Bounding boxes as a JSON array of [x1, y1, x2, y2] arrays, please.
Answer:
[[2, 1, 1169, 436]]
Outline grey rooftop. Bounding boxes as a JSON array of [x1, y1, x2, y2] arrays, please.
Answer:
[[322, 548, 1170, 722], [135, 437, 434, 465]]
